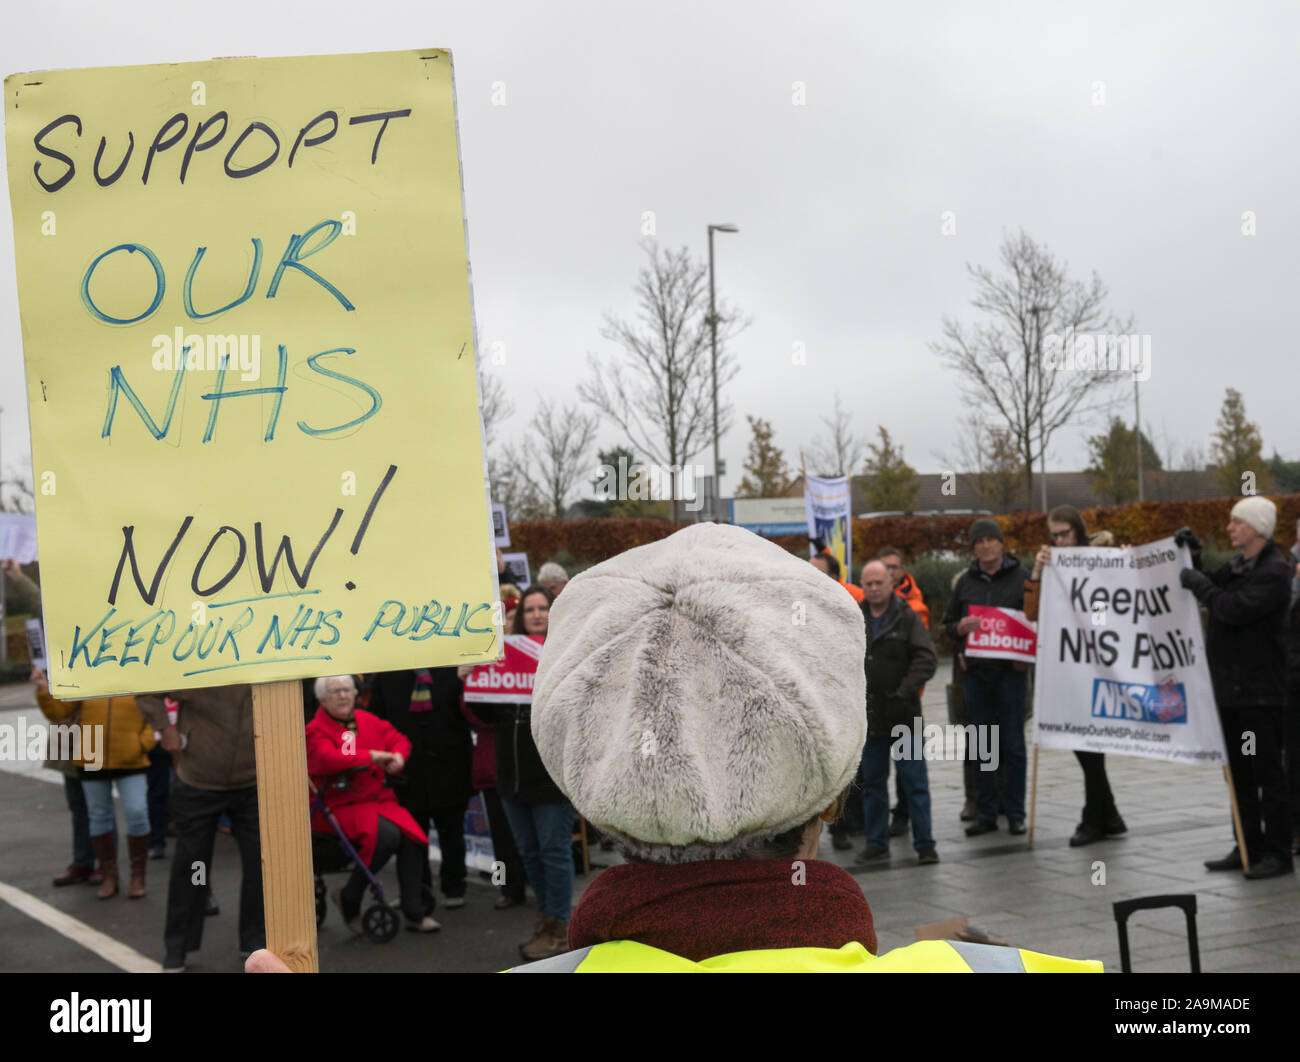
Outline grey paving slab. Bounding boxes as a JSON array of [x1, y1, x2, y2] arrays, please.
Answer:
[[835, 659, 1299, 973], [1253, 935, 1300, 958]]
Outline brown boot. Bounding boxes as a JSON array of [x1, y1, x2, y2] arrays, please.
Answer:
[[518, 913, 546, 954], [127, 835, 149, 898], [91, 834, 118, 899], [520, 916, 570, 961]]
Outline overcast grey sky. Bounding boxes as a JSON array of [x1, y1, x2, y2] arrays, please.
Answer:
[[3, 0, 1297, 506]]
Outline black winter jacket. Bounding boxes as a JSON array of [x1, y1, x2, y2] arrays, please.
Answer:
[[1290, 544, 1300, 688], [471, 701, 566, 806], [1289, 594, 1300, 689], [1190, 540, 1292, 709], [942, 553, 1029, 676], [864, 596, 937, 737], [368, 668, 474, 805]]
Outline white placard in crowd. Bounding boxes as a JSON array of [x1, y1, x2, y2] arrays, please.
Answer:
[[492, 504, 511, 548], [501, 552, 531, 588], [1034, 537, 1226, 765], [26, 619, 47, 671]]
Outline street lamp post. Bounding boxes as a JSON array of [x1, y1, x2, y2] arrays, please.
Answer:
[[708, 224, 738, 522], [1134, 371, 1144, 502]]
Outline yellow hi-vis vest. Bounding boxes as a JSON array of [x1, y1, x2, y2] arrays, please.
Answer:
[[508, 939, 1102, 973]]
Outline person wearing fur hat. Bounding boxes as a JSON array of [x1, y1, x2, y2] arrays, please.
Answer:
[[511, 523, 1097, 972], [247, 524, 1100, 972], [1178, 498, 1295, 879]]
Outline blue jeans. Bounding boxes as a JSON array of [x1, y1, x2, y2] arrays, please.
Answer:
[[82, 772, 150, 836], [964, 668, 1027, 823], [64, 776, 115, 868], [501, 798, 574, 922], [860, 733, 933, 851]]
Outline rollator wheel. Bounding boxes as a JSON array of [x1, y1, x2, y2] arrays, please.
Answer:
[[315, 879, 327, 928], [362, 903, 399, 943]]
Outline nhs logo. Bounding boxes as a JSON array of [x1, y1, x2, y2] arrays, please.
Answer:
[[1091, 678, 1188, 724]]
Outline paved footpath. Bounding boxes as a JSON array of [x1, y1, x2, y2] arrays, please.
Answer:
[[1, 664, 1296, 973]]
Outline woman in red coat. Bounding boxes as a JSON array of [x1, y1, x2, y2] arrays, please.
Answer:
[[306, 675, 439, 933]]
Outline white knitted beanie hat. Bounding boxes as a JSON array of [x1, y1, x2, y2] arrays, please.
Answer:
[[531, 523, 866, 863], [1230, 496, 1277, 540]]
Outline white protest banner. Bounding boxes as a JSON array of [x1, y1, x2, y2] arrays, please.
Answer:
[[1033, 537, 1225, 765], [463, 634, 543, 703], [804, 473, 852, 576], [0, 513, 38, 563], [963, 605, 1037, 663]]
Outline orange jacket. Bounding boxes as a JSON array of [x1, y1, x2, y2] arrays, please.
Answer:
[[894, 572, 929, 629], [815, 545, 864, 602], [37, 689, 155, 771]]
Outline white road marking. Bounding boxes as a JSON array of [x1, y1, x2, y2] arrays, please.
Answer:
[[0, 880, 162, 972], [0, 707, 61, 784]]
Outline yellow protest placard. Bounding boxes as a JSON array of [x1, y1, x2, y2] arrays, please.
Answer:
[[5, 50, 501, 698]]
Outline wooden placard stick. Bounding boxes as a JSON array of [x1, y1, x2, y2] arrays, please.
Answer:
[[252, 679, 318, 972], [1223, 764, 1251, 875]]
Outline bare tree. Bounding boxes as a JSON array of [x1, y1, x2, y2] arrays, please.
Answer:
[[1179, 444, 1206, 472], [488, 455, 547, 522], [511, 399, 599, 519], [931, 230, 1130, 508], [478, 366, 514, 451], [1, 465, 35, 513], [938, 413, 1026, 513], [806, 395, 865, 478], [580, 242, 742, 521]]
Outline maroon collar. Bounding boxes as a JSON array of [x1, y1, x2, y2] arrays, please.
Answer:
[[569, 857, 876, 961]]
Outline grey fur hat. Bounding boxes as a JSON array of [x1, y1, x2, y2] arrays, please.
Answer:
[[531, 522, 867, 863]]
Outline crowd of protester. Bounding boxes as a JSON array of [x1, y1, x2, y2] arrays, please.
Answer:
[[8, 495, 1300, 971], [808, 498, 1298, 885]]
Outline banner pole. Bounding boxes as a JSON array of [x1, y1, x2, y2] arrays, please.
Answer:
[[1223, 763, 1251, 875], [1027, 745, 1039, 846], [252, 680, 318, 972]]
